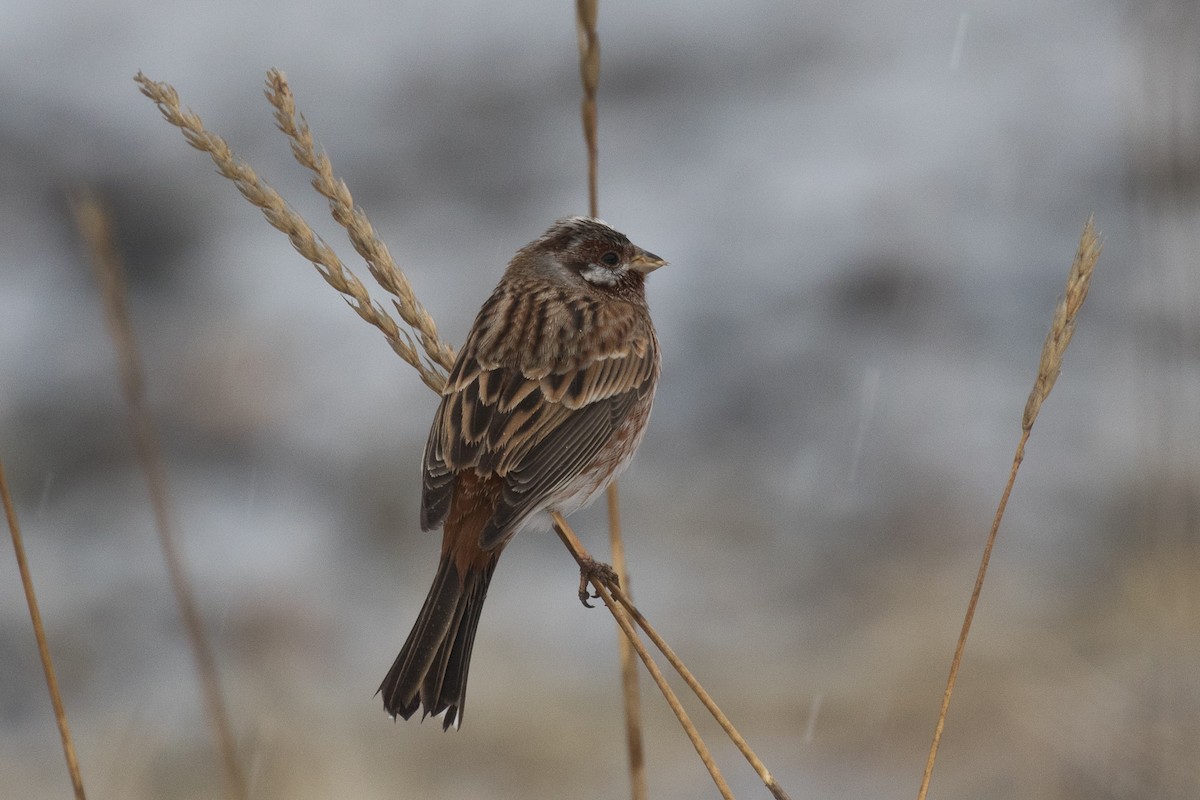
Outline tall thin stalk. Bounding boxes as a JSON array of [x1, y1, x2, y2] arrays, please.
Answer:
[[917, 217, 1101, 799], [2, 460, 88, 800], [71, 192, 246, 800], [573, 2, 648, 798]]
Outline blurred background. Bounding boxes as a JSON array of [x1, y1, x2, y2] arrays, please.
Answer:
[[2, 0, 1197, 797]]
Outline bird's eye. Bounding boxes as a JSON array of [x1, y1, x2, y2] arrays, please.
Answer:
[[600, 251, 621, 267]]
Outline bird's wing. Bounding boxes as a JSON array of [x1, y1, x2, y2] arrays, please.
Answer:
[[421, 296, 656, 549]]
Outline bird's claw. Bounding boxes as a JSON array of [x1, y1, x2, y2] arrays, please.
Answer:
[[577, 556, 620, 607]]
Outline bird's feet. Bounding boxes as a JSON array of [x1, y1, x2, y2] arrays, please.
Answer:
[[577, 557, 620, 608]]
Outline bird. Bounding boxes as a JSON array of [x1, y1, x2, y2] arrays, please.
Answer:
[[378, 216, 666, 730]]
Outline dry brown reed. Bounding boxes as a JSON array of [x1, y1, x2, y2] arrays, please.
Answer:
[[551, 512, 735, 800], [70, 191, 247, 800], [2, 459, 88, 800], [605, 484, 647, 798], [576, 0, 601, 218], [573, 2, 648, 797], [133, 73, 449, 394], [917, 216, 1102, 800], [555, 509, 794, 800], [263, 69, 456, 376], [137, 69, 792, 800]]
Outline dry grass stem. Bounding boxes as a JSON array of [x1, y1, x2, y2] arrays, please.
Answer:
[[576, 0, 600, 217], [2, 459, 88, 800], [606, 485, 648, 799], [558, 506, 793, 799], [263, 69, 455, 374], [608, 579, 792, 800], [574, 2, 647, 796], [133, 72, 448, 394], [917, 217, 1102, 800], [70, 191, 246, 800], [551, 513, 735, 800]]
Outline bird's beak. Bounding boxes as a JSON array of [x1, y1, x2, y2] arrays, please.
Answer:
[[628, 248, 667, 274]]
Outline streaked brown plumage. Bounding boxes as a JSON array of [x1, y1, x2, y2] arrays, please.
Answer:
[[379, 217, 665, 729]]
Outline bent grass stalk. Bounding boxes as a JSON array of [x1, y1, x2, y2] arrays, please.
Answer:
[[916, 217, 1101, 800], [553, 512, 793, 800], [134, 73, 448, 394], [137, 69, 791, 799], [2, 460, 88, 800], [551, 512, 734, 800], [70, 191, 247, 800], [262, 70, 455, 376]]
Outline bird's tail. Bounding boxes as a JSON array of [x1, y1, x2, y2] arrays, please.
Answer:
[[378, 552, 497, 730]]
